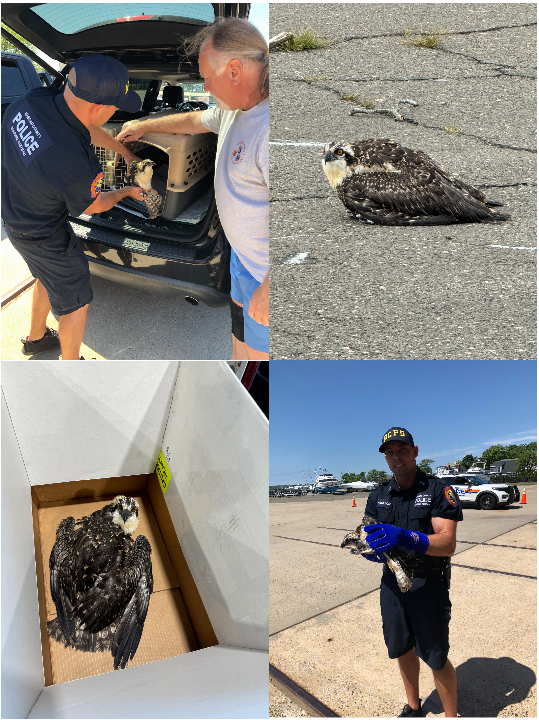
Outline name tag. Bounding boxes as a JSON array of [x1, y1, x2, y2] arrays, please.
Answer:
[[414, 493, 432, 507], [377, 500, 392, 507], [8, 100, 54, 168]]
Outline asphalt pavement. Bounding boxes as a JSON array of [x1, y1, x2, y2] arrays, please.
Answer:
[[269, 4, 537, 359], [1, 222, 231, 360], [270, 488, 537, 717]]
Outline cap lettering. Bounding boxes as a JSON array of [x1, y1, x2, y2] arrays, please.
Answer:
[[400, 430, 405, 437]]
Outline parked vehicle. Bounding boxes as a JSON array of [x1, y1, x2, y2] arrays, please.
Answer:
[[449, 475, 519, 510], [1, 51, 43, 121], [2, 3, 252, 306], [343, 481, 377, 492]]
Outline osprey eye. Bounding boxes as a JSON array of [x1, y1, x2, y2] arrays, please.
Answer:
[[336, 149, 344, 156]]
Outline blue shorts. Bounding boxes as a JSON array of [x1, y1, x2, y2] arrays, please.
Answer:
[[380, 567, 451, 670], [7, 223, 93, 316], [230, 248, 269, 354]]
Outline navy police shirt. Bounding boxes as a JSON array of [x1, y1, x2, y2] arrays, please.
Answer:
[[364, 468, 463, 569], [1, 87, 104, 238]]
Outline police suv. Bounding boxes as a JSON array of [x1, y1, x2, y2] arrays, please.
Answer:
[[449, 474, 520, 510]]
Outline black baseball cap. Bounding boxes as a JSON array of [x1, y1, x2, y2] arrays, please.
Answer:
[[68, 55, 141, 112], [379, 427, 415, 453]]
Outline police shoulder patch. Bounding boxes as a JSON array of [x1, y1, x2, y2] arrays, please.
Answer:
[[8, 100, 54, 169], [444, 486, 458, 507], [91, 171, 104, 198]]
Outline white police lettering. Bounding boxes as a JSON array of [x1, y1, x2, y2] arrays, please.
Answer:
[[414, 493, 432, 507], [9, 100, 54, 169], [13, 112, 39, 154]]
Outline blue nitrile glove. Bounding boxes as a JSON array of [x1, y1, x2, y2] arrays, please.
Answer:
[[364, 523, 429, 554], [362, 552, 386, 563]]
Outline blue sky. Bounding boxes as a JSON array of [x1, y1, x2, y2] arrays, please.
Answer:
[[248, 3, 268, 41], [270, 361, 537, 486]]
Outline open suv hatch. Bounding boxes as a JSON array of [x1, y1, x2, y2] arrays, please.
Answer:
[[2, 2, 250, 306]]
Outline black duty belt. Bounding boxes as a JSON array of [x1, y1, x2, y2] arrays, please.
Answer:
[[383, 565, 442, 579]]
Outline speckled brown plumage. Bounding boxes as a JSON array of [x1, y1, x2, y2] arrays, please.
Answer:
[[129, 159, 165, 219], [341, 515, 418, 592], [323, 139, 510, 225], [48, 496, 153, 670]]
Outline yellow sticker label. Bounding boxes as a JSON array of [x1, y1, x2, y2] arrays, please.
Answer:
[[155, 451, 171, 494]]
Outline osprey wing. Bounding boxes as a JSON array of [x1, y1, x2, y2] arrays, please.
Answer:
[[339, 166, 494, 225], [73, 535, 153, 669], [341, 141, 506, 225], [49, 516, 77, 645], [112, 536, 153, 670]]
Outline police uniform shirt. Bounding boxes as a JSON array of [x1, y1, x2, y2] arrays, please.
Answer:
[[365, 468, 463, 570], [1, 87, 104, 238]]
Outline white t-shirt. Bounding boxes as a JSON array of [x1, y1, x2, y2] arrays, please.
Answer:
[[201, 98, 268, 283]]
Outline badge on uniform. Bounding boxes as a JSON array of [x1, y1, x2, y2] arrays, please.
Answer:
[[91, 171, 104, 198], [444, 486, 458, 507], [414, 493, 432, 507], [8, 100, 54, 169]]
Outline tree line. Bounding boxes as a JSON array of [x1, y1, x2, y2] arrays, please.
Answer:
[[341, 442, 537, 485]]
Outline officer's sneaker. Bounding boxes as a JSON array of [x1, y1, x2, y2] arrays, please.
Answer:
[[398, 701, 423, 717], [21, 327, 60, 355]]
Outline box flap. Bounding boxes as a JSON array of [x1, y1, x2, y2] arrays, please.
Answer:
[[29, 646, 269, 719], [160, 361, 269, 651], [1, 394, 44, 720], [1, 362, 179, 485]]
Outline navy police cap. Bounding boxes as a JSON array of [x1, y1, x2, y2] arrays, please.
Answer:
[[379, 427, 415, 453], [68, 55, 141, 113]]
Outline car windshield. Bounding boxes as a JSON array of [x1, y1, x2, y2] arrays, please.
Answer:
[[31, 3, 214, 34], [467, 476, 492, 485]]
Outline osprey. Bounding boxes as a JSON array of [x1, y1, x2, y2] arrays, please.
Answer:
[[322, 138, 510, 225], [48, 495, 153, 670], [128, 159, 165, 219], [341, 515, 417, 592]]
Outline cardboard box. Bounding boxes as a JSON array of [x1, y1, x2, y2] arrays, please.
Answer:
[[2, 361, 269, 719]]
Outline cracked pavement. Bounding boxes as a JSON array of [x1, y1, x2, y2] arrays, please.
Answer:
[[269, 3, 537, 359]]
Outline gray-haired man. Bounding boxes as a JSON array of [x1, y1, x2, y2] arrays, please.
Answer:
[[118, 18, 269, 360]]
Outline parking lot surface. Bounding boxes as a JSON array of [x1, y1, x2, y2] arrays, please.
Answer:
[[270, 488, 537, 717], [269, 3, 537, 359], [1, 224, 231, 360]]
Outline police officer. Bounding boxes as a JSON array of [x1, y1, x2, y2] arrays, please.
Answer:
[[363, 427, 462, 717], [2, 54, 145, 359]]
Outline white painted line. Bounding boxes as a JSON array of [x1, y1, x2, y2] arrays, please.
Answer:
[[270, 141, 324, 147], [284, 252, 310, 265], [488, 245, 536, 251]]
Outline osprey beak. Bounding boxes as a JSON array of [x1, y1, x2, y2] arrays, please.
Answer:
[[324, 150, 335, 163], [121, 509, 132, 522]]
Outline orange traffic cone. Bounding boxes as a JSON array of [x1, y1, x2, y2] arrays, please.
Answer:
[[520, 487, 527, 504], [352, 495, 356, 507]]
